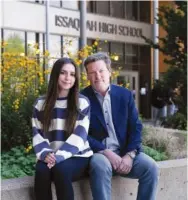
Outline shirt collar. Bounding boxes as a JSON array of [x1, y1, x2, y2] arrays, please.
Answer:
[[92, 85, 111, 97]]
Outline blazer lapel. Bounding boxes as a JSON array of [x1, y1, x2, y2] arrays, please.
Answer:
[[88, 87, 107, 131], [110, 85, 119, 129]]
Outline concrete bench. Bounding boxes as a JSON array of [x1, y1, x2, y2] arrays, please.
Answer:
[[1, 159, 187, 200]]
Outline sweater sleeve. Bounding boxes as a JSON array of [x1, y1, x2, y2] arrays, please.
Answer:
[[32, 99, 54, 161], [55, 98, 90, 163]]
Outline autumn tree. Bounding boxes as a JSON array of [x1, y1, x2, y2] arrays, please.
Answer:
[[143, 1, 187, 117]]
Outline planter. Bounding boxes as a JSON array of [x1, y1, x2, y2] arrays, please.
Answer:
[[1, 159, 187, 200]]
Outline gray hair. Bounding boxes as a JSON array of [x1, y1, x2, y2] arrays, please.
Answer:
[[84, 52, 112, 71]]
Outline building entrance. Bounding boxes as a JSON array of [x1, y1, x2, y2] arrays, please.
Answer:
[[113, 71, 139, 111]]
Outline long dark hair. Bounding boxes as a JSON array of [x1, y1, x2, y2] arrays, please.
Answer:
[[42, 57, 79, 138]]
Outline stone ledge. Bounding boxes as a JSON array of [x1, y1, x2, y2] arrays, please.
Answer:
[[1, 159, 187, 200]]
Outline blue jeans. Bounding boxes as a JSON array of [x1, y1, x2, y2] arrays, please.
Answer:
[[35, 157, 90, 200], [89, 152, 159, 200]]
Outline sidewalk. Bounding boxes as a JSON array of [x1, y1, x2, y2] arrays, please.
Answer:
[[142, 119, 156, 126]]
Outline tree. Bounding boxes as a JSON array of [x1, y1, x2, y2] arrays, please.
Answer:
[[143, 1, 187, 116]]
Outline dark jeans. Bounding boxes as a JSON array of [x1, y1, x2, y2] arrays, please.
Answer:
[[35, 157, 90, 200]]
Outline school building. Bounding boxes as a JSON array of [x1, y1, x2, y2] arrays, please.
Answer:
[[0, 0, 172, 118]]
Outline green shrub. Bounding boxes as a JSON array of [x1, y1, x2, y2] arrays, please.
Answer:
[[1, 94, 34, 150], [1, 144, 168, 180], [1, 84, 47, 151], [163, 112, 187, 130], [143, 145, 168, 161], [143, 136, 168, 153], [1, 146, 36, 179]]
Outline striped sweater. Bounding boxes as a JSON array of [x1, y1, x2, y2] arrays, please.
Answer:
[[32, 94, 93, 164]]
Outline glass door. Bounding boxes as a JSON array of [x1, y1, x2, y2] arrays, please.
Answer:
[[112, 70, 139, 111]]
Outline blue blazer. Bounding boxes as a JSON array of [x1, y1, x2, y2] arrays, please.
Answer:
[[81, 84, 143, 156]]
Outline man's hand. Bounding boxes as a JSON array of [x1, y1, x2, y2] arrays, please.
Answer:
[[103, 149, 122, 170], [116, 154, 133, 174], [44, 153, 56, 168]]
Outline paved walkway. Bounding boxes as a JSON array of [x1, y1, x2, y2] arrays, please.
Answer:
[[142, 119, 164, 127], [142, 119, 155, 126]]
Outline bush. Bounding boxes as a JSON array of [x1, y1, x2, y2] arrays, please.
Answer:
[[1, 144, 168, 180], [2, 103, 31, 150], [1, 146, 36, 179], [143, 145, 168, 161], [142, 125, 187, 159], [163, 112, 187, 130], [142, 126, 169, 160], [1, 45, 48, 151], [1, 92, 44, 150]]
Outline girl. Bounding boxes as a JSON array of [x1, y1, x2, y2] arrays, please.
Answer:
[[32, 58, 93, 200]]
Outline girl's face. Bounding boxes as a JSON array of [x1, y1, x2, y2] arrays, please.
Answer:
[[58, 63, 76, 96]]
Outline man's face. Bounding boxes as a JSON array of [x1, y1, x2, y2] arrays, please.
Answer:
[[86, 60, 111, 95]]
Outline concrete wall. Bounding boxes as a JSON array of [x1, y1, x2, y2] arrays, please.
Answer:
[[1, 159, 187, 200]]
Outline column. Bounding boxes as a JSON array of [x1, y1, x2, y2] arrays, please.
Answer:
[[80, 0, 87, 73], [153, 0, 159, 80]]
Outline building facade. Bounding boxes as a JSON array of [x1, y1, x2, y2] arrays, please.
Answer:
[[1, 0, 154, 118]]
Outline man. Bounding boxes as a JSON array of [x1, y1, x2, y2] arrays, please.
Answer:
[[81, 52, 159, 200]]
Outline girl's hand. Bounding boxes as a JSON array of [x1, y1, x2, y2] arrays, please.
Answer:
[[44, 153, 56, 165], [47, 162, 55, 169]]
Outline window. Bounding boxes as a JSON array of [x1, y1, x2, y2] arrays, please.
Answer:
[[38, 33, 45, 57], [139, 1, 150, 23], [26, 32, 45, 67], [2, 29, 48, 75], [87, 1, 95, 13], [35, 0, 44, 3], [98, 41, 109, 53], [63, 36, 79, 57], [87, 39, 94, 46], [24, 0, 44, 4], [2, 29, 46, 59], [125, 44, 138, 65], [125, 1, 138, 21], [117, 76, 126, 85], [110, 42, 124, 63], [86, 1, 150, 23], [3, 30, 25, 54], [125, 1, 150, 23], [139, 45, 150, 65], [110, 1, 124, 18], [50, 0, 61, 7], [27, 32, 36, 56], [24, 0, 35, 2], [62, 0, 79, 10], [48, 35, 61, 65], [49, 35, 61, 59], [96, 1, 110, 16]]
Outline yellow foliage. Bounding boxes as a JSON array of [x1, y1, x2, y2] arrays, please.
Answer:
[[25, 145, 33, 153], [94, 41, 98, 46], [1, 43, 50, 104], [1, 38, 122, 106], [44, 50, 50, 57]]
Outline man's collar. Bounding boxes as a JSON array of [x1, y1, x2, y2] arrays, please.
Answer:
[[92, 85, 111, 96]]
